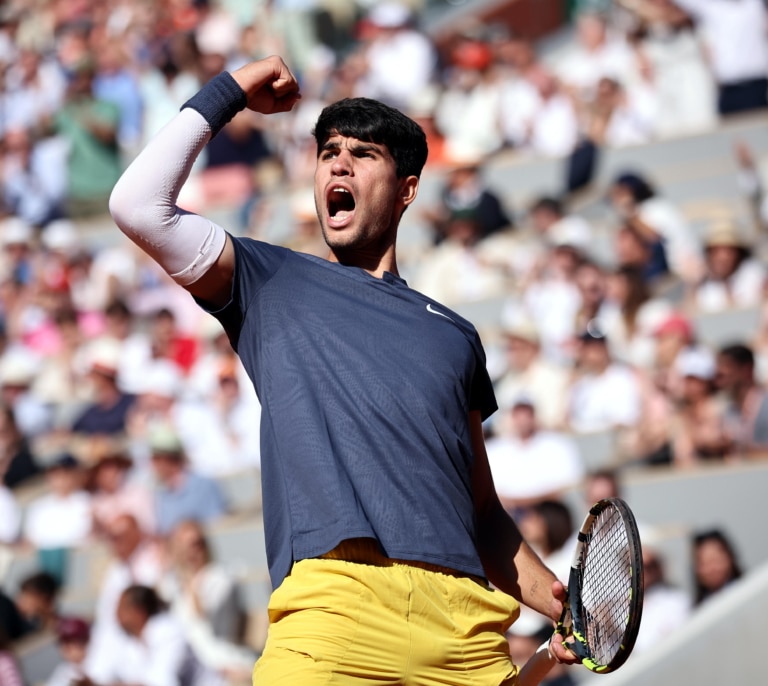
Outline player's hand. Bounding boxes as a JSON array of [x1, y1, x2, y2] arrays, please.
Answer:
[[231, 56, 301, 115], [548, 580, 579, 665]]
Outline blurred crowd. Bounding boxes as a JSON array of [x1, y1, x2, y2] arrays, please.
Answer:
[[0, 0, 766, 683]]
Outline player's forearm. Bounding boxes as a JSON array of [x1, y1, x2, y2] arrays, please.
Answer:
[[477, 502, 559, 621], [517, 643, 557, 686]]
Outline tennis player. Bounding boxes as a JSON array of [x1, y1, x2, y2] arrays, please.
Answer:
[[109, 55, 575, 685]]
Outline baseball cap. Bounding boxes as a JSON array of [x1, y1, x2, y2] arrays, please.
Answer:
[[57, 616, 90, 643], [675, 347, 716, 380], [654, 312, 693, 342]]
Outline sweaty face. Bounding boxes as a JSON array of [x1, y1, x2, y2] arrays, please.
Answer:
[[314, 134, 416, 259]]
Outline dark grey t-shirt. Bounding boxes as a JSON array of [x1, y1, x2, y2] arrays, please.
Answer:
[[203, 237, 497, 588]]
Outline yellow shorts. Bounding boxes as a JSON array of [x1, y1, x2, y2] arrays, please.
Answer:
[[253, 539, 520, 685]]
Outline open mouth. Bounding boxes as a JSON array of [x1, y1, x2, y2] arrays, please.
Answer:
[[327, 186, 356, 223]]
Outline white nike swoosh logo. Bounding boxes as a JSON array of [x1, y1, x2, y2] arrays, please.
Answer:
[[426, 303, 454, 322]]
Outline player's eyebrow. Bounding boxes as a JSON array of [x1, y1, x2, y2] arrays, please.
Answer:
[[321, 140, 384, 155]]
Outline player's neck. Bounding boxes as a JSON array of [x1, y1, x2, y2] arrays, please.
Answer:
[[326, 245, 399, 279]]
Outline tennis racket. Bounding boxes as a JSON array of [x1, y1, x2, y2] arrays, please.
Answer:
[[554, 497, 644, 674]]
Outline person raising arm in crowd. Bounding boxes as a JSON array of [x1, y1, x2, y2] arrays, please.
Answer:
[[108, 54, 575, 685]]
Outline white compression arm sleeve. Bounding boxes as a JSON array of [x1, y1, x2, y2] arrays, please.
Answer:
[[108, 108, 227, 286]]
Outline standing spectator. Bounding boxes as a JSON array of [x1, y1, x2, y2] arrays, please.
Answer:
[[159, 520, 254, 679], [53, 55, 121, 217], [692, 528, 743, 606], [148, 424, 227, 536], [715, 343, 768, 456], [689, 220, 766, 313], [23, 454, 92, 583], [486, 397, 585, 513], [676, 0, 768, 115]]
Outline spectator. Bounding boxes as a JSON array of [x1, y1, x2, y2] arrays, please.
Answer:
[[0, 626, 23, 686], [670, 347, 730, 466], [89, 452, 155, 536], [147, 307, 199, 376], [15, 571, 60, 634], [608, 171, 701, 282], [676, 0, 768, 115], [160, 520, 254, 679], [70, 338, 136, 439], [0, 588, 28, 643], [46, 616, 91, 686], [493, 315, 570, 431], [52, 55, 121, 218], [412, 208, 508, 306], [148, 424, 227, 536], [526, 196, 592, 252], [421, 159, 512, 245], [88, 584, 217, 686], [689, 220, 766, 313], [692, 528, 743, 606], [572, 260, 607, 342], [565, 325, 643, 435], [87, 513, 165, 678], [0, 403, 40, 489], [358, 2, 436, 112], [716, 343, 768, 457], [633, 542, 691, 655], [651, 311, 696, 397], [0, 478, 20, 543], [486, 396, 584, 513], [23, 454, 92, 584], [517, 499, 575, 583]]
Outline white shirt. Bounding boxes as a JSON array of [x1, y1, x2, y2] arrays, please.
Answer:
[[0, 486, 21, 544], [567, 364, 642, 433], [695, 258, 766, 312], [633, 583, 691, 655], [678, 0, 768, 83], [87, 613, 218, 686], [23, 491, 92, 549], [555, 38, 635, 94], [486, 431, 585, 502]]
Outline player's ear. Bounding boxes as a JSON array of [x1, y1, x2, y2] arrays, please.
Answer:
[[400, 175, 419, 207]]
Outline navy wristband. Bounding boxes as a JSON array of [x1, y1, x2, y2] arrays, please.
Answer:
[[181, 71, 247, 137]]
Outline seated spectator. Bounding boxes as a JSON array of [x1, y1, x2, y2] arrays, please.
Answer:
[[633, 542, 691, 655], [70, 338, 136, 438], [608, 171, 701, 282], [420, 159, 511, 245], [651, 311, 696, 397], [486, 397, 584, 513], [688, 220, 766, 313], [147, 307, 199, 376], [493, 315, 570, 431], [565, 325, 643, 435], [598, 265, 672, 369], [87, 585, 218, 686], [0, 403, 40, 489], [23, 454, 92, 584], [0, 626, 23, 686], [15, 571, 60, 634], [148, 424, 227, 536], [0, 347, 53, 439], [87, 514, 165, 678], [46, 616, 91, 686], [160, 521, 254, 679], [412, 209, 508, 306], [89, 452, 155, 536], [517, 499, 575, 583], [692, 528, 743, 607], [715, 343, 768, 457], [670, 347, 730, 466], [0, 479, 20, 543]]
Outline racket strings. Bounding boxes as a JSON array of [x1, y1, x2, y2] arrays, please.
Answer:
[[580, 508, 633, 665]]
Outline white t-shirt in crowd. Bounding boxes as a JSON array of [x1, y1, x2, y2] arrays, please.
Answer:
[[567, 364, 642, 433], [486, 430, 585, 502], [678, 0, 768, 83], [23, 491, 92, 549]]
